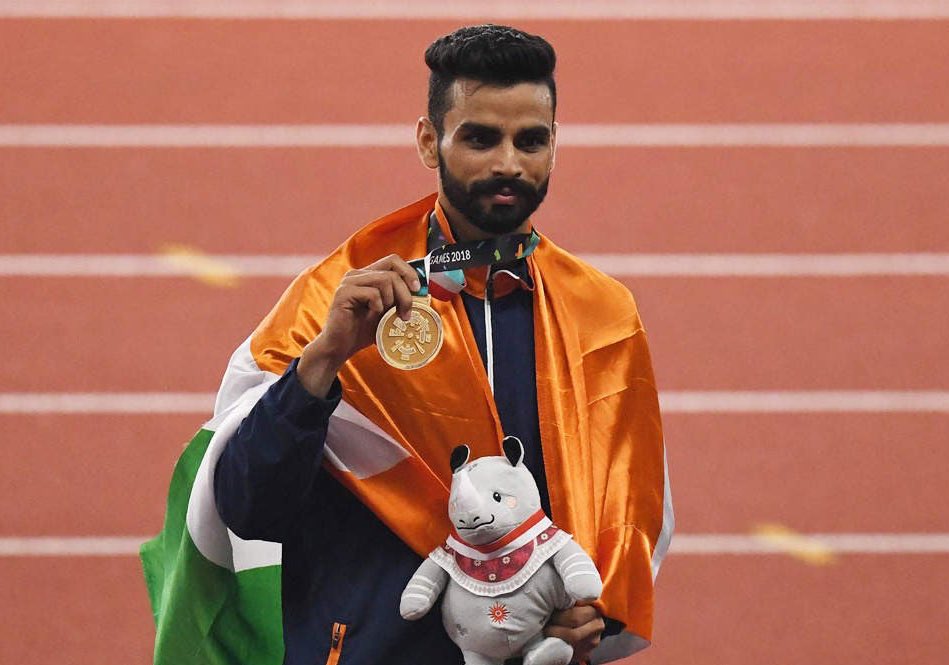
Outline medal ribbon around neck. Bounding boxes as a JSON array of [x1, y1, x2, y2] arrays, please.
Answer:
[[375, 230, 541, 370], [413, 229, 541, 301]]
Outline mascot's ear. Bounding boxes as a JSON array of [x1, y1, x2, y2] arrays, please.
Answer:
[[450, 444, 471, 473], [502, 436, 524, 467]]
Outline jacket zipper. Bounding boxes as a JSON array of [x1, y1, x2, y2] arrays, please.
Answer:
[[484, 267, 495, 395], [324, 622, 348, 665]]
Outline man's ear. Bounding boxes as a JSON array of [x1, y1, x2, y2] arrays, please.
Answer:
[[416, 116, 439, 170], [549, 120, 558, 172]]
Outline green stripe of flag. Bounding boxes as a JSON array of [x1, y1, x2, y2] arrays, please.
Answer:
[[140, 429, 284, 664]]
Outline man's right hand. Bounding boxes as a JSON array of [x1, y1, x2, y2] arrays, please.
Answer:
[[296, 254, 420, 398]]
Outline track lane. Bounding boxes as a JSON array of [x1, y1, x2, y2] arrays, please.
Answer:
[[0, 557, 154, 664], [631, 555, 949, 665], [3, 147, 948, 253], [3, 13, 948, 665], [1, 276, 945, 391], [2, 412, 946, 536], [664, 413, 949, 534], [2, 20, 949, 123], [0, 277, 287, 392], [0, 414, 199, 536], [3, 554, 948, 665], [629, 275, 949, 391]]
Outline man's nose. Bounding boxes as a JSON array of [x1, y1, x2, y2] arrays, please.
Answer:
[[491, 141, 522, 178]]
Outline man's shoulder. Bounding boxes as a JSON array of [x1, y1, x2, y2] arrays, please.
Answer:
[[536, 238, 647, 353], [537, 238, 638, 315]]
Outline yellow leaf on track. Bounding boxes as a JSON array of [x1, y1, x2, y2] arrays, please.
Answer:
[[752, 523, 837, 566], [159, 244, 240, 287]]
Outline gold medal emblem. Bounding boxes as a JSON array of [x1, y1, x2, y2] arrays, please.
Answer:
[[375, 296, 444, 370]]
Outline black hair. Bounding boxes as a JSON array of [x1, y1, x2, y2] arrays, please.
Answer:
[[424, 24, 557, 136]]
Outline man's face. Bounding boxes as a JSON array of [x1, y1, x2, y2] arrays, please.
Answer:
[[433, 80, 556, 237]]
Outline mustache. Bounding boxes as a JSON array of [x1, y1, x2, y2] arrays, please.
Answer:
[[468, 177, 540, 200]]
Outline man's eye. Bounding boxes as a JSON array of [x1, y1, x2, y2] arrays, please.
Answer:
[[518, 135, 548, 151], [493, 492, 502, 502], [467, 134, 493, 148]]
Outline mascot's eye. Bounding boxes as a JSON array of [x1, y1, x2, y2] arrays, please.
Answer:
[[493, 492, 502, 503]]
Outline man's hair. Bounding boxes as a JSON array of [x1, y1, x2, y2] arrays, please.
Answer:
[[424, 24, 557, 136]]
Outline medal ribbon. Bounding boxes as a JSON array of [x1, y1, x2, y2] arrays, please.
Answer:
[[408, 229, 541, 301]]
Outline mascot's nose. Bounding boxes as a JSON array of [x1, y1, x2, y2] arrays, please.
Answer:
[[453, 471, 483, 515]]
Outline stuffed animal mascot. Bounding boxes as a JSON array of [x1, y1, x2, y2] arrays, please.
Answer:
[[400, 436, 603, 665]]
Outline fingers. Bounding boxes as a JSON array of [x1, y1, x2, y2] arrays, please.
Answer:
[[573, 631, 603, 664], [544, 615, 604, 643], [341, 284, 388, 317], [343, 255, 419, 320], [340, 269, 414, 321], [545, 606, 605, 663], [309, 255, 425, 369], [548, 605, 601, 628], [365, 254, 422, 292]]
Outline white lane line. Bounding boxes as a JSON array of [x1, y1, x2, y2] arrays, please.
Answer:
[[4, 124, 949, 147], [660, 391, 949, 413], [0, 124, 415, 147], [3, 254, 948, 278], [4, 534, 949, 557], [2, 391, 948, 414], [566, 124, 949, 147], [0, 392, 215, 414], [2, 0, 949, 20], [0, 254, 320, 277], [579, 253, 949, 276], [671, 533, 949, 554], [0, 537, 149, 556]]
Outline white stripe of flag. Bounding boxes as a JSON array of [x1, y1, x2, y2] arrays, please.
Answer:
[[2, 254, 948, 278], [3, 124, 949, 147], [2, 0, 949, 20], [2, 391, 948, 414], [3, 533, 949, 557]]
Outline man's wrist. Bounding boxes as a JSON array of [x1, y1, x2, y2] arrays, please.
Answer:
[[297, 337, 346, 398]]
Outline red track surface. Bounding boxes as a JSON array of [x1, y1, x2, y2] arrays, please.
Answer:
[[4, 148, 949, 253], [4, 412, 948, 538], [1, 12, 947, 665], [4, 20, 949, 122], [1, 276, 948, 392]]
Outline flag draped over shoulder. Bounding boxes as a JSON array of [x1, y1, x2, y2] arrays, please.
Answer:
[[141, 193, 673, 664]]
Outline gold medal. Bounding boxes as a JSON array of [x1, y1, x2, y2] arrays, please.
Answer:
[[375, 296, 444, 370]]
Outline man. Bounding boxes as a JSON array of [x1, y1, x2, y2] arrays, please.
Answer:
[[142, 24, 672, 665]]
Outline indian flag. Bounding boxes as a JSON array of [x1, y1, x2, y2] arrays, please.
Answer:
[[140, 337, 414, 663], [140, 346, 284, 664]]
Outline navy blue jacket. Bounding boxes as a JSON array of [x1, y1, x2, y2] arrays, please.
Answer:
[[214, 264, 550, 665]]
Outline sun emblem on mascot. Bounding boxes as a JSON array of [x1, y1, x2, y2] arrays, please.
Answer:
[[487, 601, 510, 624]]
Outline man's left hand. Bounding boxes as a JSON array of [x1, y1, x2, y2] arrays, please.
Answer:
[[544, 604, 604, 664]]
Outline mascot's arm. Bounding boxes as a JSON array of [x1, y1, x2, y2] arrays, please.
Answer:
[[552, 541, 603, 604], [400, 558, 449, 620]]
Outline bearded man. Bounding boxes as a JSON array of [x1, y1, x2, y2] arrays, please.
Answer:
[[143, 23, 673, 665]]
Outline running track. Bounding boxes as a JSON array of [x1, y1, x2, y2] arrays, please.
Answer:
[[1, 3, 947, 664]]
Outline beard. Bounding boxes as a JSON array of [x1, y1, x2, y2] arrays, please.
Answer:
[[438, 158, 550, 236]]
